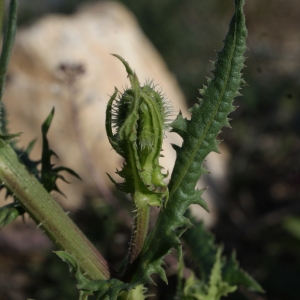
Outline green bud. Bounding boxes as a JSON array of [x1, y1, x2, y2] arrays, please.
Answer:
[[105, 55, 172, 207]]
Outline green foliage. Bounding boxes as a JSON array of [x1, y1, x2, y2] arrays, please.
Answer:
[[179, 248, 237, 300], [204, 249, 237, 300], [45, 0, 262, 298], [55, 251, 134, 300], [223, 252, 264, 293], [0, 201, 23, 227], [106, 55, 171, 276], [40, 107, 81, 195], [126, 0, 248, 286], [0, 108, 80, 229], [183, 216, 264, 293], [0, 0, 264, 299]]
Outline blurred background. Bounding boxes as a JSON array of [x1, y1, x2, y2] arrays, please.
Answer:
[[1, 0, 300, 299]]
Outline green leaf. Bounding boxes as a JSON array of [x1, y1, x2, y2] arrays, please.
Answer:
[[117, 285, 147, 300], [182, 215, 218, 280], [283, 216, 300, 240], [0, 202, 24, 228], [0, 108, 81, 229], [177, 249, 237, 300], [55, 251, 137, 300], [204, 248, 237, 300], [223, 252, 265, 293], [40, 108, 81, 194], [183, 216, 264, 294], [129, 0, 248, 284], [0, 132, 22, 141]]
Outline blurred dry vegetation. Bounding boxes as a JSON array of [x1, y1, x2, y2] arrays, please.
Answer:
[[1, 0, 300, 299]]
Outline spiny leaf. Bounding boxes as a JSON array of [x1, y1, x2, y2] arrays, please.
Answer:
[[129, 0, 247, 284], [204, 248, 237, 300], [183, 215, 218, 281], [16, 139, 40, 177], [183, 216, 264, 293], [0, 202, 24, 229], [41, 108, 81, 194], [223, 252, 265, 293], [55, 251, 136, 300], [0, 132, 21, 141], [117, 285, 147, 300], [176, 249, 237, 300], [0, 108, 81, 229]]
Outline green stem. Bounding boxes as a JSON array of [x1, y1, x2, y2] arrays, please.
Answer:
[[0, 0, 4, 35], [0, 0, 17, 102], [129, 195, 150, 264], [122, 135, 150, 280], [122, 199, 150, 282], [0, 139, 110, 280]]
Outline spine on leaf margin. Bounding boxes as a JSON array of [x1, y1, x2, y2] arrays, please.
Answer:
[[130, 0, 247, 284]]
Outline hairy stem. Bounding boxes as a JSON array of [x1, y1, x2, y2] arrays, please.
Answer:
[[122, 139, 151, 280], [123, 196, 150, 280], [129, 198, 150, 265], [0, 139, 110, 280]]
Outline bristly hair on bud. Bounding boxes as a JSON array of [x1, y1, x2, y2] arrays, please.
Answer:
[[142, 79, 175, 133], [110, 80, 174, 147]]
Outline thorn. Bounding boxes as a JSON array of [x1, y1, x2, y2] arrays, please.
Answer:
[[37, 222, 43, 229]]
